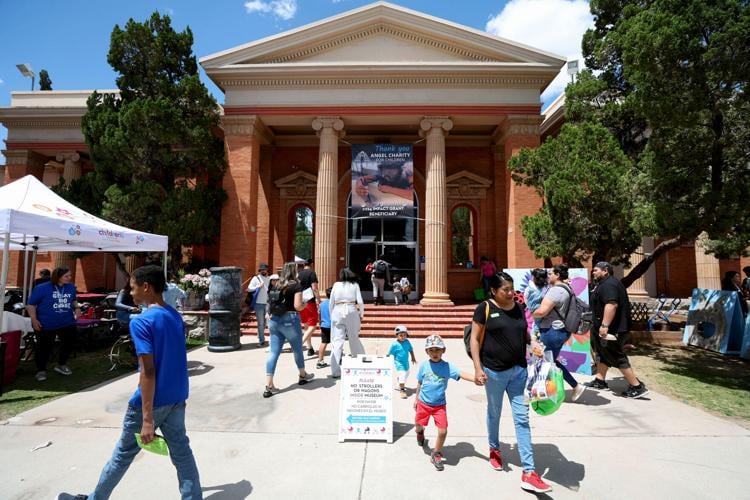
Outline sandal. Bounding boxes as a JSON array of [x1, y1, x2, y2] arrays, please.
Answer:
[[263, 386, 280, 398]]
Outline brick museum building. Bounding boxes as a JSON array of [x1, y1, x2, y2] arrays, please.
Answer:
[[1, 3, 746, 302]]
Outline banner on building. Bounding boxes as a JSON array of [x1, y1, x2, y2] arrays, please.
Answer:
[[504, 268, 592, 375], [350, 144, 414, 218]]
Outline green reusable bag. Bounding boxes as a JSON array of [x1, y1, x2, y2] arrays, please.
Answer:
[[531, 368, 565, 416], [135, 433, 169, 456]]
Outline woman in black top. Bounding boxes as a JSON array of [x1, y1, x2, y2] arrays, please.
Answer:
[[469, 272, 551, 493], [264, 262, 314, 398]]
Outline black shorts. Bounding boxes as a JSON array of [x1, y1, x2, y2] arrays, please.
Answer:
[[592, 331, 631, 369], [320, 327, 331, 344]]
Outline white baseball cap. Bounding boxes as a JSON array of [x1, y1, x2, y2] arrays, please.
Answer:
[[269, 274, 280, 280], [394, 325, 408, 334]]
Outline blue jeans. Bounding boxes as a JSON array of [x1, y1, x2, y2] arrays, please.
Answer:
[[484, 365, 535, 472], [540, 327, 579, 389], [266, 312, 305, 375], [90, 402, 201, 499], [254, 303, 267, 343]]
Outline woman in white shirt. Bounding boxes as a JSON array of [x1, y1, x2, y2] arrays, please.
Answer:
[[328, 267, 366, 377]]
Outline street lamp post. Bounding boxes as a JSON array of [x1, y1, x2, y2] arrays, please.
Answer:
[[16, 63, 35, 91], [567, 60, 579, 83]]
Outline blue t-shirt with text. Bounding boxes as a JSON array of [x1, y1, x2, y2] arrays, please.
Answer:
[[388, 339, 413, 371], [28, 282, 77, 330], [417, 359, 460, 406], [129, 305, 189, 408], [319, 299, 331, 328]]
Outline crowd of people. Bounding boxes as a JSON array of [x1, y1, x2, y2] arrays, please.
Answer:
[[47, 258, 749, 499]]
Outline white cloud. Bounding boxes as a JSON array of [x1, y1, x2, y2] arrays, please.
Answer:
[[244, 0, 297, 20], [0, 79, 4, 85], [485, 0, 593, 106]]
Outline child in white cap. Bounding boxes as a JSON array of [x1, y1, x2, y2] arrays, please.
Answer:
[[415, 334, 475, 471], [388, 325, 416, 398]]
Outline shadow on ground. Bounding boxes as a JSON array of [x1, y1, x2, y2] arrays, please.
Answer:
[[203, 479, 252, 499]]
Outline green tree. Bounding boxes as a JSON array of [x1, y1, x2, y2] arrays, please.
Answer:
[[293, 207, 313, 260], [509, 122, 640, 266], [523, 0, 749, 286], [79, 12, 226, 267], [451, 206, 471, 265], [39, 69, 52, 90]]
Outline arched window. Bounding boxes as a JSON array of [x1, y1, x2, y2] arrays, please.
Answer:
[[450, 204, 476, 268], [289, 204, 314, 261]]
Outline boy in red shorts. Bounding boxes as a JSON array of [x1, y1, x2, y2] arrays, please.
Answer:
[[414, 334, 475, 470]]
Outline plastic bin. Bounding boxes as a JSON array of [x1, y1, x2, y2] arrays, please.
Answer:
[[0, 330, 22, 385]]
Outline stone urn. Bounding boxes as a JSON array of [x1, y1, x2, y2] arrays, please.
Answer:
[[207, 266, 242, 352], [182, 290, 207, 311]]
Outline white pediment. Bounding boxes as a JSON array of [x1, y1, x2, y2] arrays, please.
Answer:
[[201, 2, 563, 69], [274, 171, 318, 200], [447, 170, 493, 200]]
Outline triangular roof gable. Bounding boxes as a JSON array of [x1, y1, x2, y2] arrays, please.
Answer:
[[201, 2, 564, 68]]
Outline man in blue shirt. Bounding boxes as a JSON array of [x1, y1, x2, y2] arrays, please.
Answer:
[[59, 265, 201, 500]]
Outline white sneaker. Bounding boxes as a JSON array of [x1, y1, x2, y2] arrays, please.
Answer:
[[572, 384, 587, 402], [35, 371, 47, 382], [54, 365, 73, 376]]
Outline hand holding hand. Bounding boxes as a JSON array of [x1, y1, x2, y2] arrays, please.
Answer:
[[474, 369, 487, 386]]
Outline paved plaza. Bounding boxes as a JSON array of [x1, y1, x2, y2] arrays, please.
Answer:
[[1, 338, 748, 500]]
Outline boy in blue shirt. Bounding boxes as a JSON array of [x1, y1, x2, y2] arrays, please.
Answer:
[[58, 265, 201, 500], [415, 334, 475, 471], [387, 325, 416, 398], [316, 288, 333, 369]]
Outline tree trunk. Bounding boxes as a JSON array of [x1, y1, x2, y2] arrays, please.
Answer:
[[621, 236, 687, 289]]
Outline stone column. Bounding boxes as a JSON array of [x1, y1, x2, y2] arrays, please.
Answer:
[[627, 243, 649, 297], [694, 232, 721, 290], [420, 117, 453, 305], [219, 115, 272, 280], [3, 149, 45, 183], [312, 117, 344, 297], [498, 115, 543, 268], [1, 150, 46, 286], [57, 151, 82, 185], [54, 151, 83, 281]]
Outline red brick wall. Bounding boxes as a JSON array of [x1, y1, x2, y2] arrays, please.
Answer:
[[654, 245, 697, 297]]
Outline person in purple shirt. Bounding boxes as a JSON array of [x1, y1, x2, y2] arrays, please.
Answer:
[[58, 265, 201, 500], [27, 266, 80, 381]]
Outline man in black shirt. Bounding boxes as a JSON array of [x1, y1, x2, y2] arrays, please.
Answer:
[[587, 261, 649, 399]]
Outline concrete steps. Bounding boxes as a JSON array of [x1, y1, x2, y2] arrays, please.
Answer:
[[241, 303, 479, 339]]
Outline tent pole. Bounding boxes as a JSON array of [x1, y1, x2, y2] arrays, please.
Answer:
[[28, 247, 38, 298], [21, 236, 29, 306], [163, 251, 168, 276], [0, 233, 11, 330]]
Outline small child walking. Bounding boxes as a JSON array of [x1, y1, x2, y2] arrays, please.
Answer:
[[316, 288, 333, 369], [388, 325, 416, 398], [414, 334, 475, 470]]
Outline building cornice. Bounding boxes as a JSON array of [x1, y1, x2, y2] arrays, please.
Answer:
[[220, 115, 274, 144]]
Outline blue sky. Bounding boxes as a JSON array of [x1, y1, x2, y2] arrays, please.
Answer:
[[0, 0, 593, 164]]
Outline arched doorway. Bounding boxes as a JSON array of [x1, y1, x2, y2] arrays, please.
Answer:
[[346, 193, 419, 301]]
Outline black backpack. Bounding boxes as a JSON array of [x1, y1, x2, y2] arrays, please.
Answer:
[[373, 260, 388, 277], [463, 301, 490, 358], [267, 285, 288, 316], [554, 284, 590, 334]]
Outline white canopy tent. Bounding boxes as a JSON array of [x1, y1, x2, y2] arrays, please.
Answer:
[[0, 175, 169, 328]]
